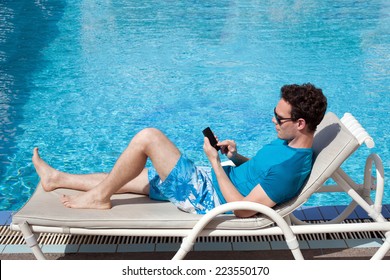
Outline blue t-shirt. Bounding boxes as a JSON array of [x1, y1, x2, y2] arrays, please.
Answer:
[[211, 139, 313, 205]]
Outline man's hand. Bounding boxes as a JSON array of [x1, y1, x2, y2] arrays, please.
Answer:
[[218, 140, 238, 160], [203, 137, 220, 166], [219, 139, 249, 166]]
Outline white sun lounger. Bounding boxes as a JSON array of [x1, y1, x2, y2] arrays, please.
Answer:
[[10, 112, 389, 260]]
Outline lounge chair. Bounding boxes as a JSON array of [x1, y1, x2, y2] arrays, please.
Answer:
[[10, 112, 389, 260]]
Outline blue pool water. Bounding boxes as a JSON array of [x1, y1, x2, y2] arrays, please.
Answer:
[[0, 0, 389, 211]]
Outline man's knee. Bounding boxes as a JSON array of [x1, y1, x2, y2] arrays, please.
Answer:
[[132, 128, 165, 148], [141, 127, 165, 139]]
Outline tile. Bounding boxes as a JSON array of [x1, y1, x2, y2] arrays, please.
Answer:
[[354, 206, 370, 219], [270, 240, 309, 250], [383, 205, 390, 218], [41, 244, 79, 254], [335, 205, 358, 219], [297, 240, 310, 249], [64, 244, 80, 253], [307, 239, 347, 249], [78, 244, 117, 253], [0, 211, 13, 226], [292, 207, 306, 220], [318, 206, 339, 220], [155, 243, 181, 252], [269, 241, 289, 250], [2, 244, 36, 254], [345, 238, 383, 248], [301, 207, 323, 221], [232, 241, 271, 251], [194, 242, 232, 251], [117, 243, 155, 253]]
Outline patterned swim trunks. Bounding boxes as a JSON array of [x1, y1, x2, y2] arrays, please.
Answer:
[[148, 155, 220, 214]]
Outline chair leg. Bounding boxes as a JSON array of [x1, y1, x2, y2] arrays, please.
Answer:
[[172, 202, 306, 260], [19, 221, 46, 260], [371, 232, 390, 260], [172, 237, 193, 260]]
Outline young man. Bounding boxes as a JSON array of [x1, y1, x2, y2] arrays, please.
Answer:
[[32, 83, 327, 218]]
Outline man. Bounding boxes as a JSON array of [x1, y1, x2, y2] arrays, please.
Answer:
[[32, 83, 327, 218]]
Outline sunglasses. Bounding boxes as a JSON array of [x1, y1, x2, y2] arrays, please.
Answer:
[[274, 107, 294, 125]]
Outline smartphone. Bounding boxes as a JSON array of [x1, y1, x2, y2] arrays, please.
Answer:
[[202, 127, 220, 151]]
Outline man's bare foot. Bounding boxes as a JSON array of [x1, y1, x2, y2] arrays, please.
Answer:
[[61, 190, 111, 210], [32, 147, 61, 192]]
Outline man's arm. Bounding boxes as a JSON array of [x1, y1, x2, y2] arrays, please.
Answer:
[[204, 138, 275, 218], [229, 153, 249, 166], [211, 160, 276, 217], [217, 140, 249, 166]]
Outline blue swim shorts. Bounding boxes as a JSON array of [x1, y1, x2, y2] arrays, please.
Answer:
[[148, 155, 220, 214]]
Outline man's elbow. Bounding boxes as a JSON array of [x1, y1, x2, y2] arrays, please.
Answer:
[[233, 200, 277, 218], [233, 209, 257, 218]]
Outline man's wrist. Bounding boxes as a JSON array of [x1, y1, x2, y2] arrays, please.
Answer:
[[211, 157, 222, 170], [228, 153, 238, 161], [230, 153, 248, 166]]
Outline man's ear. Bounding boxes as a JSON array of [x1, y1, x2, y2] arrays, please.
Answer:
[[296, 118, 307, 131]]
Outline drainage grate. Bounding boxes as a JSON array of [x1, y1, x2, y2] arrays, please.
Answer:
[[1, 219, 388, 246]]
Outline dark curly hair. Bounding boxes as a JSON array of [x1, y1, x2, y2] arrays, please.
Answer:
[[281, 83, 327, 132]]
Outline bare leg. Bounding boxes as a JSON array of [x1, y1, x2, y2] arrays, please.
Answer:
[[32, 148, 150, 194], [60, 128, 181, 209]]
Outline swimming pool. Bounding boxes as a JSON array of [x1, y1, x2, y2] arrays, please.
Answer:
[[0, 0, 389, 211]]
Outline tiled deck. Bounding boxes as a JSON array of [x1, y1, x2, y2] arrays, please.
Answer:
[[1, 205, 390, 260]]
